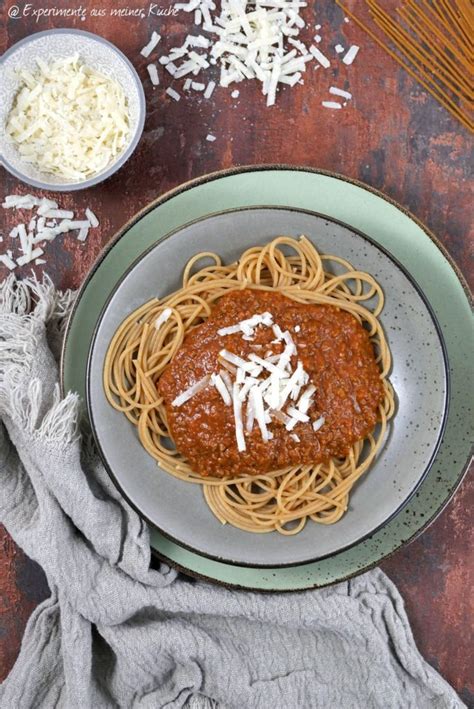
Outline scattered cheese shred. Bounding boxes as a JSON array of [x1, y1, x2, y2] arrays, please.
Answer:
[[0, 253, 16, 270], [322, 100, 342, 109], [309, 45, 330, 68], [85, 208, 99, 228], [141, 31, 161, 58], [329, 86, 352, 100], [1, 193, 100, 271], [155, 308, 173, 329], [147, 63, 160, 86], [343, 45, 359, 65], [17, 247, 43, 266], [204, 80, 216, 98], [166, 87, 181, 101]]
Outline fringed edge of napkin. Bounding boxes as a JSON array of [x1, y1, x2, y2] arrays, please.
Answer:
[[0, 273, 79, 447]]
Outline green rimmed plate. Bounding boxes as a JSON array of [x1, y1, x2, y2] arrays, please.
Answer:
[[61, 166, 473, 591]]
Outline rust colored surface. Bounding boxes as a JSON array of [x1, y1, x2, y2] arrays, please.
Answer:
[[0, 0, 472, 701]]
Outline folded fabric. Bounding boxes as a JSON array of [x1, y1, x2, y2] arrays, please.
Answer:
[[0, 275, 465, 709]]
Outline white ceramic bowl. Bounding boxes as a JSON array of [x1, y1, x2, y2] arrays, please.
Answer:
[[0, 29, 146, 191]]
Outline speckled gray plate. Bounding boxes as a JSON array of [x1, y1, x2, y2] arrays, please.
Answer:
[[0, 29, 145, 190], [86, 206, 449, 567], [62, 167, 472, 589]]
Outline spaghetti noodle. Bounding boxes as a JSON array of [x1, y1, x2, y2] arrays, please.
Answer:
[[336, 0, 473, 132], [104, 237, 395, 535]]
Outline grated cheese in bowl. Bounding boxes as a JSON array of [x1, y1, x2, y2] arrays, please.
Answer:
[[5, 54, 131, 182]]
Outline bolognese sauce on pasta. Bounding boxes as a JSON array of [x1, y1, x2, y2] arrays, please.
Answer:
[[104, 236, 394, 535]]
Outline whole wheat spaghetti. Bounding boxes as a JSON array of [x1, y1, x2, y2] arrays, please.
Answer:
[[104, 237, 395, 535], [336, 0, 473, 132]]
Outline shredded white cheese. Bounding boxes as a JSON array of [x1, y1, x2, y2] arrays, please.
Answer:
[[85, 208, 99, 228], [1, 193, 100, 270], [343, 45, 359, 65], [0, 253, 16, 270], [6, 55, 130, 181], [77, 227, 89, 242], [220, 349, 256, 372], [309, 45, 330, 68], [141, 31, 161, 58], [17, 247, 43, 266], [232, 382, 246, 451], [211, 373, 232, 405], [155, 308, 173, 330], [147, 63, 160, 86], [158, 0, 322, 107], [329, 86, 352, 100], [322, 101, 342, 109], [170, 300, 327, 451], [312, 416, 325, 431], [204, 80, 216, 98], [166, 87, 181, 101], [172, 375, 210, 407]]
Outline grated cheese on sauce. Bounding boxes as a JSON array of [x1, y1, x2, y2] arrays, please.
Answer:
[[171, 308, 325, 450], [172, 375, 210, 407], [6, 55, 131, 181]]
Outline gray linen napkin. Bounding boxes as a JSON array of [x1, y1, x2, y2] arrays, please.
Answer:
[[0, 274, 464, 709]]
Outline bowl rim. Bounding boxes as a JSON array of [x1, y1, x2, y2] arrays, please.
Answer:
[[0, 28, 146, 192], [85, 204, 451, 568]]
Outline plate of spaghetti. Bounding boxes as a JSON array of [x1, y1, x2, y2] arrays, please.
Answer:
[[87, 206, 449, 567]]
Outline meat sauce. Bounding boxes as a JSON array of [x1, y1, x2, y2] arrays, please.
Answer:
[[158, 289, 385, 478]]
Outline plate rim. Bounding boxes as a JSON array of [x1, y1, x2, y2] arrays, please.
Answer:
[[59, 166, 473, 346], [59, 164, 473, 590], [85, 204, 450, 568]]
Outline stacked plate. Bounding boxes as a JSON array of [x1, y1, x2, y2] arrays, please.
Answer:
[[61, 167, 473, 591]]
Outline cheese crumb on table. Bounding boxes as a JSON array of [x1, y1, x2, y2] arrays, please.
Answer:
[[1, 194, 100, 271], [329, 86, 352, 100], [343, 45, 360, 65], [140, 31, 161, 58], [147, 63, 160, 86], [140, 2, 362, 115], [166, 87, 181, 101]]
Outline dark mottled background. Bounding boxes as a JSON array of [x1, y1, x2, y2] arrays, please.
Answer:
[[0, 0, 472, 702]]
